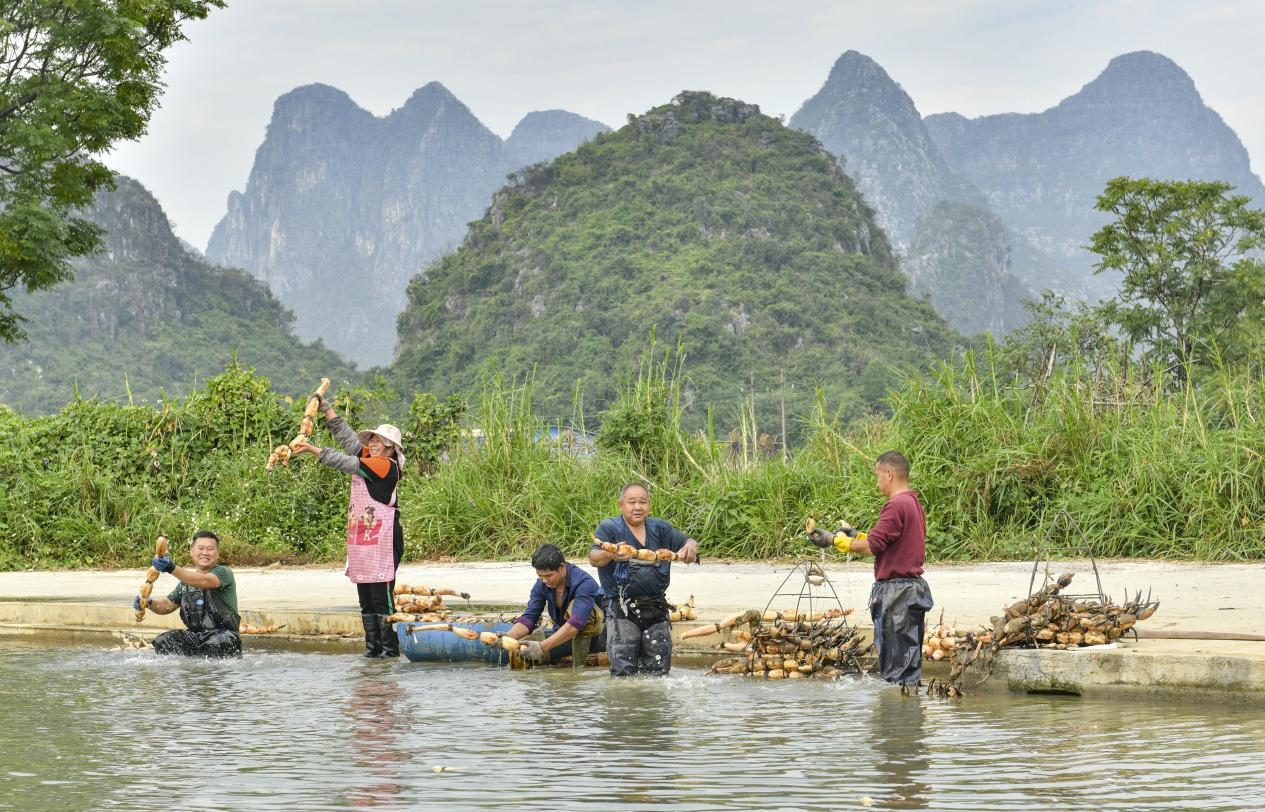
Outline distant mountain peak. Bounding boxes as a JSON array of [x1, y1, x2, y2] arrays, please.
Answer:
[[272, 83, 363, 115], [208, 83, 617, 366], [87, 175, 185, 264], [506, 110, 610, 167], [923, 50, 1263, 302], [1064, 50, 1201, 109], [401, 80, 460, 108], [392, 90, 956, 425], [790, 50, 973, 246], [828, 50, 891, 83], [816, 49, 927, 135], [387, 81, 482, 129], [510, 109, 607, 136], [1104, 50, 1193, 81]]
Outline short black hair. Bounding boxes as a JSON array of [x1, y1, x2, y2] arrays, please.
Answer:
[[191, 529, 220, 547], [876, 451, 910, 480], [619, 482, 649, 500], [531, 543, 566, 571]]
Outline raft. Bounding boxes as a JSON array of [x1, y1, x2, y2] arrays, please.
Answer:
[[398, 620, 514, 664]]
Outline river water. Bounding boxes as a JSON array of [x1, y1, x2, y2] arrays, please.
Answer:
[[2, 639, 1263, 811]]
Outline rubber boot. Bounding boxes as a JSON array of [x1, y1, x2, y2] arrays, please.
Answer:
[[572, 635, 591, 669], [361, 613, 384, 659], [378, 615, 399, 658]]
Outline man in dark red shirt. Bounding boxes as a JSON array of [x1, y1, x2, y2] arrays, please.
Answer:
[[809, 450, 934, 688]]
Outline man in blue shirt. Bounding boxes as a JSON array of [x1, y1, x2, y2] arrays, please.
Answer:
[[505, 543, 606, 668], [589, 483, 699, 676]]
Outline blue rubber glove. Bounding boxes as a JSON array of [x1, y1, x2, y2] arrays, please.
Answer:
[[152, 556, 175, 573], [133, 595, 143, 611]]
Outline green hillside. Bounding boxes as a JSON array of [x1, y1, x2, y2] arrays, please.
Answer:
[[0, 177, 356, 413], [393, 92, 961, 429]]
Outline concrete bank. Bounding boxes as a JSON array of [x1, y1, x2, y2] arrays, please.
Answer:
[[2, 559, 1262, 701]]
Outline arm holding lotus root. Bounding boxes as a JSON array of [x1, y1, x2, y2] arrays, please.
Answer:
[[265, 378, 330, 471], [134, 535, 176, 620], [805, 517, 871, 555], [591, 537, 698, 564]]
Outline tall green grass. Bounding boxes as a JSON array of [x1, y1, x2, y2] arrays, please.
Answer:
[[3, 346, 1263, 570]]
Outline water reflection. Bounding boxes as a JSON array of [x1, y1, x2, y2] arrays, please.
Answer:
[[868, 692, 930, 809], [342, 666, 412, 809]]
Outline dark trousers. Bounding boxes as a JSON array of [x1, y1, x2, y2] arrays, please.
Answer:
[[356, 531, 404, 614], [608, 616, 671, 676], [868, 576, 934, 686], [152, 628, 241, 658]]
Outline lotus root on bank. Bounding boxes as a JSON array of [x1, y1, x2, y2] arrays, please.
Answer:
[[930, 573, 1160, 693]]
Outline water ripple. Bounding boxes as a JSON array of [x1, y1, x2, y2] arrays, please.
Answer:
[[1, 641, 1263, 811]]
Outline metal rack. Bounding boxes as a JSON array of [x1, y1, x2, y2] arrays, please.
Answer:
[[761, 557, 852, 618], [1026, 508, 1108, 603]]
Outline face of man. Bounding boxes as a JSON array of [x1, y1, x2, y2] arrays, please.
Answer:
[[619, 486, 650, 527], [875, 463, 905, 497], [537, 564, 567, 590], [190, 537, 220, 571]]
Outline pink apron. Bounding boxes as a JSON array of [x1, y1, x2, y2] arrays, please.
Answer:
[[345, 474, 397, 584]]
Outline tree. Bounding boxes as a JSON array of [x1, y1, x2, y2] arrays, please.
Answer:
[[1091, 177, 1265, 383], [997, 290, 1119, 386], [0, 0, 223, 342]]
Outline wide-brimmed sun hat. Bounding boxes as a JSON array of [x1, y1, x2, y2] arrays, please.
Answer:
[[358, 424, 404, 451]]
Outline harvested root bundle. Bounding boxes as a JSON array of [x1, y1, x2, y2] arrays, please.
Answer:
[[667, 595, 698, 622], [406, 623, 481, 640], [393, 583, 471, 600], [387, 612, 448, 624], [388, 584, 472, 623], [400, 623, 535, 656], [265, 377, 330, 471], [593, 539, 691, 563], [936, 574, 1161, 692], [240, 622, 287, 635], [265, 444, 292, 471], [134, 536, 169, 622], [703, 608, 870, 681], [397, 595, 445, 613]]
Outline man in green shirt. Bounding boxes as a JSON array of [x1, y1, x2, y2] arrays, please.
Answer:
[[138, 530, 241, 658]]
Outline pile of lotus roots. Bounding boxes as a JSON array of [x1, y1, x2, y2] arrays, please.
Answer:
[[931, 572, 1160, 693], [695, 607, 871, 680], [386, 583, 473, 624]]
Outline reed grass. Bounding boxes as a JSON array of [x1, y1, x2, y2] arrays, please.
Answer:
[[3, 345, 1263, 570]]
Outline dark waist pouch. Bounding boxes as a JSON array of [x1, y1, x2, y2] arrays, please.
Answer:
[[613, 595, 671, 630]]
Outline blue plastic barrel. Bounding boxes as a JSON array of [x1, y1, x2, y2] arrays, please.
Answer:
[[398, 620, 514, 664]]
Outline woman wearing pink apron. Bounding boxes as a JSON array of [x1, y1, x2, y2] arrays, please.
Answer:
[[293, 396, 405, 658]]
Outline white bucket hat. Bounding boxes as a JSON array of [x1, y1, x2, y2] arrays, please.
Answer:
[[357, 424, 405, 469]]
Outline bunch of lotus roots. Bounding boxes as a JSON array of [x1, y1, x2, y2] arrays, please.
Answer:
[[669, 595, 698, 622], [593, 539, 694, 563], [265, 378, 330, 471], [134, 535, 169, 622], [938, 572, 1160, 689], [690, 607, 869, 680], [384, 583, 472, 624]]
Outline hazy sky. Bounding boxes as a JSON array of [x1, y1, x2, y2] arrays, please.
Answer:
[[106, 0, 1265, 249]]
